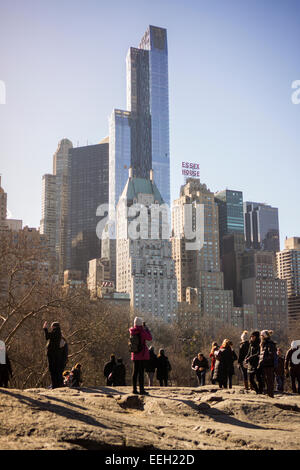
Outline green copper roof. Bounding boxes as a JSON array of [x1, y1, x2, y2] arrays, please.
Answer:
[[121, 177, 164, 205]]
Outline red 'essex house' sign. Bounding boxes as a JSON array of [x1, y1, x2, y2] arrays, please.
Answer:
[[182, 162, 200, 177]]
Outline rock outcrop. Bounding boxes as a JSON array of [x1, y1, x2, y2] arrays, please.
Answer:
[[1, 385, 300, 450]]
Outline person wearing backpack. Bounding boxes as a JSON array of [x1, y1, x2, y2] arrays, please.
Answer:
[[43, 321, 68, 389], [129, 317, 152, 395], [258, 330, 277, 398]]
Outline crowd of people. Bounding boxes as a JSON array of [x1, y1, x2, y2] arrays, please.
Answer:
[[191, 330, 300, 398], [0, 321, 299, 398]]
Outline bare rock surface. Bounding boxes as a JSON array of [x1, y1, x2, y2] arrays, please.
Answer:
[[0, 385, 300, 450]]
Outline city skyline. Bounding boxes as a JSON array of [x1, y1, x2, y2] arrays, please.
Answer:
[[1, 0, 300, 249]]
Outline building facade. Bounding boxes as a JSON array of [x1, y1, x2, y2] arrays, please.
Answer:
[[40, 138, 73, 280], [109, 25, 170, 220], [171, 178, 240, 326], [67, 141, 109, 279], [215, 189, 244, 255], [241, 250, 288, 331], [172, 178, 222, 303], [87, 257, 111, 298], [116, 171, 177, 322], [244, 201, 280, 252], [276, 237, 300, 328], [139, 25, 170, 207]]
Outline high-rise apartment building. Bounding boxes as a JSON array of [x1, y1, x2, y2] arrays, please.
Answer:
[[109, 25, 170, 219], [276, 237, 300, 327], [116, 170, 177, 322], [172, 178, 237, 325], [172, 178, 223, 303], [139, 25, 170, 207], [244, 201, 280, 252], [40, 174, 56, 259], [67, 141, 109, 279], [241, 250, 288, 331], [41, 138, 109, 281], [40, 138, 73, 279]]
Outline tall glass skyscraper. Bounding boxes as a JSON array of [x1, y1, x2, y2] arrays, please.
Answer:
[[109, 25, 170, 216], [139, 26, 170, 208], [109, 110, 131, 218]]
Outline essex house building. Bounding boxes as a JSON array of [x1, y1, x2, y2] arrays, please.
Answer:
[[171, 178, 234, 325]]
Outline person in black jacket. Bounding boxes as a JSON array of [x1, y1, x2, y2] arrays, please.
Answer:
[[156, 349, 171, 386], [43, 321, 68, 389], [244, 331, 263, 394], [213, 339, 235, 389], [111, 358, 126, 386], [192, 353, 209, 386], [275, 348, 285, 392], [0, 350, 13, 388], [238, 331, 250, 390], [258, 330, 277, 398], [103, 354, 116, 386], [145, 346, 157, 386]]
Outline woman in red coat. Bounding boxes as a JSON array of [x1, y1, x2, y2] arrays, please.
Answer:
[[129, 317, 152, 395]]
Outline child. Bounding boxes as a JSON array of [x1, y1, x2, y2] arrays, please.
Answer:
[[69, 363, 83, 388], [63, 370, 71, 387]]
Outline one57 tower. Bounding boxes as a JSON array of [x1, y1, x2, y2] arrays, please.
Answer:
[[109, 25, 170, 216]]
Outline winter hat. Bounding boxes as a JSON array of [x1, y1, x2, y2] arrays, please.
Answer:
[[260, 330, 270, 339], [291, 340, 300, 349], [250, 331, 260, 339], [51, 322, 60, 329], [241, 330, 249, 342], [134, 317, 143, 327]]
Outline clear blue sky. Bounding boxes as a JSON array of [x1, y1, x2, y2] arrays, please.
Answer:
[[0, 0, 299, 249]]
